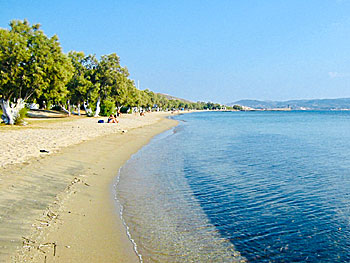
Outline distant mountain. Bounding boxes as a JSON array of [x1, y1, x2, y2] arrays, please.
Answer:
[[227, 98, 350, 110]]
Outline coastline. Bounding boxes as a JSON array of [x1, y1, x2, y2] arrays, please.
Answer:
[[0, 113, 178, 262]]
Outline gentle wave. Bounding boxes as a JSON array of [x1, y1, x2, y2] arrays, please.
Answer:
[[114, 167, 144, 262]]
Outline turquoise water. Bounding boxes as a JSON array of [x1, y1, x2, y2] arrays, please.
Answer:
[[116, 111, 350, 262]]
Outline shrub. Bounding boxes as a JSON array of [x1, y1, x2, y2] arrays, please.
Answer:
[[100, 99, 115, 116], [15, 107, 29, 125], [120, 106, 129, 113]]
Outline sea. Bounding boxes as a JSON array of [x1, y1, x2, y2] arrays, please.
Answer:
[[115, 111, 350, 262]]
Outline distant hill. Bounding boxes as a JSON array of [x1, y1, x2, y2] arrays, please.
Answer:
[[158, 93, 193, 103], [227, 98, 350, 110]]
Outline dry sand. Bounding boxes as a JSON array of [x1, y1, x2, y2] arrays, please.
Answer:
[[0, 112, 179, 262], [0, 112, 172, 168]]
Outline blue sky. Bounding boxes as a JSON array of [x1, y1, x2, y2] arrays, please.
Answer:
[[1, 0, 350, 103]]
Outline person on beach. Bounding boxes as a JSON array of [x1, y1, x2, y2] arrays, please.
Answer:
[[108, 114, 118, 123]]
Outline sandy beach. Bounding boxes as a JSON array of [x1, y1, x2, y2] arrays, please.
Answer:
[[0, 112, 174, 168], [0, 112, 178, 262]]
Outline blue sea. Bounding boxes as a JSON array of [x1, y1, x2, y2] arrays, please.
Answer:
[[115, 111, 350, 262]]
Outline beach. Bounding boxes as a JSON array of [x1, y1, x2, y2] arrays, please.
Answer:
[[0, 112, 178, 262]]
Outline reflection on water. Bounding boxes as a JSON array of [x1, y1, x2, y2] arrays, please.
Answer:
[[116, 111, 350, 262]]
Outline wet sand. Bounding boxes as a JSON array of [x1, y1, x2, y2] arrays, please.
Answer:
[[0, 114, 178, 262]]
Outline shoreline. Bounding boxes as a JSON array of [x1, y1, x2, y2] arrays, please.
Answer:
[[0, 113, 178, 262]]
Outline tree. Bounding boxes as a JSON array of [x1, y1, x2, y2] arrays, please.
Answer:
[[115, 78, 136, 110], [67, 51, 92, 115], [81, 54, 99, 116], [0, 20, 72, 124], [40, 35, 73, 114], [92, 53, 121, 116]]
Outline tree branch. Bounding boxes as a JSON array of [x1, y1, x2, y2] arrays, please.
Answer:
[[24, 88, 35, 101]]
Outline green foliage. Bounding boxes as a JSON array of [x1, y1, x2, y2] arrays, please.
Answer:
[[14, 107, 28, 125], [120, 106, 129, 113], [100, 99, 115, 116], [0, 20, 72, 103], [232, 104, 244, 110], [0, 19, 232, 124]]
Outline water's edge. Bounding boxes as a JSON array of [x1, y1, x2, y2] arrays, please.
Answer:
[[112, 121, 178, 263], [114, 167, 144, 262]]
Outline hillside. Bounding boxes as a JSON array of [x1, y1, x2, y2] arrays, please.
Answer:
[[158, 93, 193, 103]]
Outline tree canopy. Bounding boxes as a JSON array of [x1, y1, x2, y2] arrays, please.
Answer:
[[0, 20, 72, 102], [0, 19, 229, 124]]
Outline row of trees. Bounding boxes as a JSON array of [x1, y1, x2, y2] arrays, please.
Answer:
[[0, 20, 230, 125]]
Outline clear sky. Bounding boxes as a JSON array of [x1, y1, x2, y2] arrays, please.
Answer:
[[1, 0, 350, 103]]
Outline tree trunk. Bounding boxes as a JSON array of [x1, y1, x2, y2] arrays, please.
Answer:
[[0, 99, 14, 125], [60, 101, 71, 116], [94, 97, 101, 117], [67, 100, 71, 116], [71, 106, 78, 115], [77, 102, 81, 116], [83, 101, 93, 117], [0, 98, 25, 125], [71, 103, 81, 116]]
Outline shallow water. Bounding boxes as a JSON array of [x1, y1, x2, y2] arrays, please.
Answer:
[[116, 111, 350, 262]]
